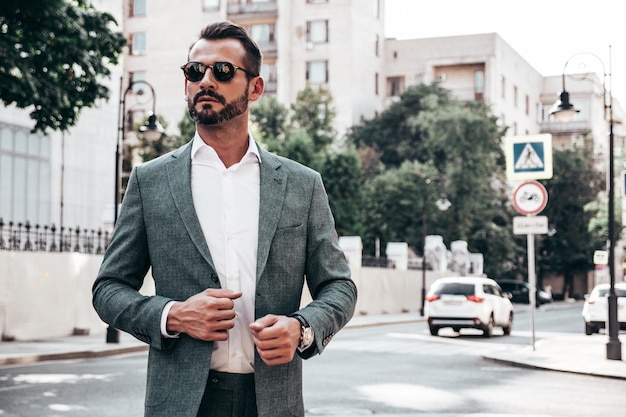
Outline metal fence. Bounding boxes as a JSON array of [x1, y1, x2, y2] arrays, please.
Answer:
[[361, 256, 396, 268], [0, 218, 110, 254]]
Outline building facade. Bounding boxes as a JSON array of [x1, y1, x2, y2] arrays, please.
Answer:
[[1, 0, 623, 275]]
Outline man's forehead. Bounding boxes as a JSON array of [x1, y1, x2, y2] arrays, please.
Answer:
[[189, 38, 245, 60]]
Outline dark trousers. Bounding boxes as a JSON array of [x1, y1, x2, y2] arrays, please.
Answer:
[[197, 371, 258, 417]]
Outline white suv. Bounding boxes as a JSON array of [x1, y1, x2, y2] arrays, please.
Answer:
[[582, 282, 626, 335], [425, 276, 514, 337]]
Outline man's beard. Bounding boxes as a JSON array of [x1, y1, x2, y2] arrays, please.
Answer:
[[188, 87, 249, 126]]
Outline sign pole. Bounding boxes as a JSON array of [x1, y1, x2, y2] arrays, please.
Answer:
[[527, 227, 537, 351]]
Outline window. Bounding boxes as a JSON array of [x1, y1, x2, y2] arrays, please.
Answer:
[[306, 20, 328, 44], [525, 95, 530, 115], [500, 75, 506, 99], [130, 0, 146, 17], [250, 24, 275, 44], [130, 33, 146, 55], [513, 85, 518, 108], [307, 0, 328, 3], [375, 34, 379, 56], [387, 76, 404, 97], [129, 71, 146, 93], [474, 70, 484, 101], [202, 0, 220, 12], [375, 73, 379, 95], [261, 63, 277, 82], [306, 60, 328, 84], [0, 125, 51, 224]]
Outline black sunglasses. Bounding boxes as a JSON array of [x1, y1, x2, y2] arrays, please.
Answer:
[[180, 61, 257, 83]]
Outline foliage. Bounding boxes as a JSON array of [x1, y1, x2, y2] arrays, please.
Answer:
[[290, 84, 337, 153], [537, 145, 610, 286], [319, 148, 364, 237], [0, 0, 126, 133], [347, 83, 454, 168], [352, 83, 518, 277]]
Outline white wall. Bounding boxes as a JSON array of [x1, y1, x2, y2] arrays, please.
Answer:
[[1, 252, 449, 341]]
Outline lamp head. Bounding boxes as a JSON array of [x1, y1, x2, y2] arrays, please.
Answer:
[[549, 90, 580, 123], [139, 113, 165, 142]]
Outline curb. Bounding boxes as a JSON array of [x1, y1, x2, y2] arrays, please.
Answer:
[[0, 344, 148, 367]]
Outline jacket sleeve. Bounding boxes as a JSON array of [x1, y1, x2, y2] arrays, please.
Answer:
[[296, 173, 357, 358], [92, 167, 175, 351]]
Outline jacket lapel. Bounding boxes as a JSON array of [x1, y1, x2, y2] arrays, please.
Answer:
[[256, 147, 287, 281], [166, 142, 215, 270]]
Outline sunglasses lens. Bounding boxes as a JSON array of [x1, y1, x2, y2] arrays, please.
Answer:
[[184, 62, 205, 82], [212, 62, 236, 82]]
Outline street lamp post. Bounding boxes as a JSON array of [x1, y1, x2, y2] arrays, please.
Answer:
[[107, 77, 163, 344], [113, 77, 164, 226], [550, 47, 621, 360], [420, 177, 451, 316]]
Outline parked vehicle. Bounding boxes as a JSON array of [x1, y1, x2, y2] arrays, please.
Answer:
[[425, 276, 513, 337], [495, 279, 552, 305], [581, 282, 626, 335]]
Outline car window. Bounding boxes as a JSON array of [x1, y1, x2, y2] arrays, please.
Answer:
[[618, 289, 626, 297], [483, 284, 494, 295], [434, 283, 475, 296]]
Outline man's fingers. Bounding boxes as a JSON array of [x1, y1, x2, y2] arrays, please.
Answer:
[[203, 288, 242, 300], [250, 314, 278, 331]]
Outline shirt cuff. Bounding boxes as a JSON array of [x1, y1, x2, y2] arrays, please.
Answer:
[[160, 301, 180, 338]]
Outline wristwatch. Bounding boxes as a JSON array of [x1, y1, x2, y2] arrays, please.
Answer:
[[292, 314, 314, 352]]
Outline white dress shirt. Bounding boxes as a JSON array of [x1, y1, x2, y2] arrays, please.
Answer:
[[161, 133, 260, 374]]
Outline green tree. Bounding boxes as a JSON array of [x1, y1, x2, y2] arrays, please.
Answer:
[[352, 83, 517, 277], [291, 84, 337, 153], [0, 0, 126, 133], [537, 145, 608, 297], [347, 83, 454, 168], [319, 148, 364, 237], [250, 95, 290, 153]]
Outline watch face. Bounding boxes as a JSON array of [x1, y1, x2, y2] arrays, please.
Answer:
[[302, 327, 314, 347]]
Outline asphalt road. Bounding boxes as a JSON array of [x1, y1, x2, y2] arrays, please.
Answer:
[[1, 302, 623, 417]]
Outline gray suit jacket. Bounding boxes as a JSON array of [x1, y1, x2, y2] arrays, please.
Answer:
[[92, 140, 357, 417]]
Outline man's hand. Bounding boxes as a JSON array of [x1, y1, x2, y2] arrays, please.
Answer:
[[249, 315, 301, 366], [166, 289, 242, 341]]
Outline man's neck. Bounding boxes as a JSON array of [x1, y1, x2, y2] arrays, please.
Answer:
[[197, 121, 249, 168]]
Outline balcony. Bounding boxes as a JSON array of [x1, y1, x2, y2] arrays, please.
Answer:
[[540, 120, 590, 135], [227, 1, 278, 19]]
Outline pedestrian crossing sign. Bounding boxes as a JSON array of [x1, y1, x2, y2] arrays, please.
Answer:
[[505, 134, 553, 180]]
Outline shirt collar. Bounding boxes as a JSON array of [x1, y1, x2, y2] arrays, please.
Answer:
[[191, 132, 261, 164]]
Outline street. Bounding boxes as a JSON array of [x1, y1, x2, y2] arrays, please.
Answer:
[[0, 302, 624, 417]]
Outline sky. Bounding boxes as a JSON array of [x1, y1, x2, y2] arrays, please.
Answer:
[[385, 0, 626, 104]]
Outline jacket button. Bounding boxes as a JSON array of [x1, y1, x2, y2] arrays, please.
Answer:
[[211, 273, 219, 282]]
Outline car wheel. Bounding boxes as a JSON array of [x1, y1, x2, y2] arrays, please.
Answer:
[[429, 325, 439, 336], [584, 322, 595, 336], [452, 327, 461, 333], [483, 315, 494, 338], [502, 313, 513, 335]]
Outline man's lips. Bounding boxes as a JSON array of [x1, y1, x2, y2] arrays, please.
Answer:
[[194, 92, 225, 106]]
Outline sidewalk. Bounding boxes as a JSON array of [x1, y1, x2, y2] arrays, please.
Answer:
[[1, 304, 625, 380]]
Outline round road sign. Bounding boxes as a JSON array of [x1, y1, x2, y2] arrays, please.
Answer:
[[512, 181, 548, 215]]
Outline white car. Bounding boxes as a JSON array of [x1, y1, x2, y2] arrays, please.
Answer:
[[425, 276, 514, 337], [581, 282, 626, 335]]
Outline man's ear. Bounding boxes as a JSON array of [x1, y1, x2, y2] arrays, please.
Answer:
[[249, 77, 265, 102]]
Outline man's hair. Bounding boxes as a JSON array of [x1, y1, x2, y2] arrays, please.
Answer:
[[191, 21, 263, 79]]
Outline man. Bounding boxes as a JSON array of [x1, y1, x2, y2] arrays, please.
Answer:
[[92, 21, 357, 417]]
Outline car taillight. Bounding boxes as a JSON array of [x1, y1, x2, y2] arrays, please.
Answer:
[[426, 295, 440, 302], [466, 295, 484, 303]]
